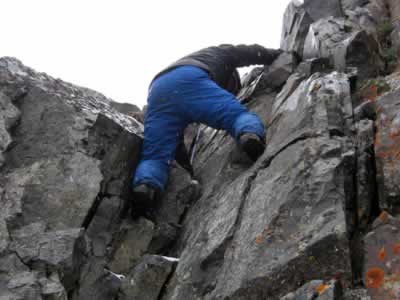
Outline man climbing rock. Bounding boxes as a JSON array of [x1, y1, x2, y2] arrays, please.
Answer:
[[132, 44, 282, 214]]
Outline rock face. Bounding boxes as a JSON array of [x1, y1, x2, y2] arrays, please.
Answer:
[[1, 0, 400, 299]]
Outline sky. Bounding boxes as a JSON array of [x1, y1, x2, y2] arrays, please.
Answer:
[[0, 0, 293, 108]]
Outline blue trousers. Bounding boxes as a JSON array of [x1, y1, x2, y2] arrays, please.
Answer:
[[133, 66, 265, 191]]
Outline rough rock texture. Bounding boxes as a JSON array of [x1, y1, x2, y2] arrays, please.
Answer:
[[281, 0, 313, 55], [303, 19, 383, 78], [280, 280, 343, 300], [162, 70, 355, 300], [303, 0, 344, 21], [375, 88, 400, 214], [119, 255, 177, 300], [3, 0, 400, 299], [363, 212, 400, 298], [0, 56, 159, 300]]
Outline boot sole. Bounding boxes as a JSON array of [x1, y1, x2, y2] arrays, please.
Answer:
[[241, 138, 265, 161]]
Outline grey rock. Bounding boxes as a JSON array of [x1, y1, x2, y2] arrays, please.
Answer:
[[6, 271, 41, 300], [86, 196, 124, 258], [0, 57, 144, 299], [237, 69, 264, 102], [341, 0, 368, 11], [388, 0, 400, 67], [281, 0, 344, 56], [303, 18, 351, 60], [239, 51, 298, 98], [375, 88, 400, 213], [344, 1, 389, 39], [281, 1, 313, 55], [354, 100, 377, 121], [262, 51, 299, 91], [342, 288, 369, 300], [297, 57, 333, 77], [2, 152, 102, 231], [303, 17, 383, 78], [108, 217, 155, 274], [163, 72, 353, 300], [9, 225, 88, 291], [109, 101, 140, 115], [363, 212, 400, 298], [155, 165, 198, 226], [0, 92, 20, 168], [281, 280, 342, 300], [240, 67, 264, 88], [148, 222, 180, 254], [119, 255, 176, 300], [339, 30, 383, 79], [303, 0, 344, 21], [355, 120, 377, 229], [71, 262, 122, 300], [271, 73, 306, 117], [87, 112, 142, 199], [269, 72, 353, 156], [39, 272, 68, 300]]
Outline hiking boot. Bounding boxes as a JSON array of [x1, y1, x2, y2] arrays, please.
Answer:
[[238, 133, 265, 161], [131, 183, 159, 218]]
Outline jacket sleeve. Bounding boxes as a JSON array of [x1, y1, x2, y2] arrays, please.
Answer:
[[221, 44, 282, 68]]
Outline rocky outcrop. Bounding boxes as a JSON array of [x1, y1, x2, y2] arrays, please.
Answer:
[[2, 0, 400, 299], [0, 57, 197, 299]]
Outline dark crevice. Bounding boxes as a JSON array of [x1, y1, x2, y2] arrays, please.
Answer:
[[366, 122, 381, 223], [12, 250, 32, 271], [261, 133, 317, 170], [81, 193, 105, 230], [156, 264, 177, 300]]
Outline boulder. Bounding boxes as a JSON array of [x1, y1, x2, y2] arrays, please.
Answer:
[[281, 1, 313, 55], [303, 18, 383, 78]]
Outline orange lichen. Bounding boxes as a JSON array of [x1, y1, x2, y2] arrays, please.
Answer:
[[366, 268, 385, 288], [367, 85, 378, 101], [255, 234, 264, 245], [378, 247, 386, 262], [393, 243, 400, 255], [316, 283, 329, 295], [379, 211, 389, 222]]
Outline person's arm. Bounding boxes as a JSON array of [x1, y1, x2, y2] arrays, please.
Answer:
[[220, 44, 282, 68]]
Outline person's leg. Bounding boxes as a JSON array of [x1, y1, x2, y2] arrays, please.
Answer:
[[132, 73, 189, 216], [133, 104, 186, 192], [179, 69, 266, 160]]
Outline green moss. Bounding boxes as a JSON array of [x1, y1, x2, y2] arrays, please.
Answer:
[[379, 21, 394, 38], [383, 47, 397, 64]]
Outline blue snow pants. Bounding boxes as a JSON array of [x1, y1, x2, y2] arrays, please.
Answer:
[[133, 65, 265, 191]]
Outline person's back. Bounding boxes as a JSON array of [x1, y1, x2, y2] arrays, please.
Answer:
[[131, 44, 282, 217]]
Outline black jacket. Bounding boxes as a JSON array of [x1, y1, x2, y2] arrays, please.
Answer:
[[153, 44, 282, 92]]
